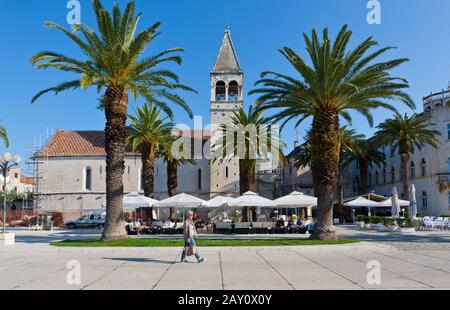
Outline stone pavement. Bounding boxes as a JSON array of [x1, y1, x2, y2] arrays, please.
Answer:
[[1, 227, 450, 290]]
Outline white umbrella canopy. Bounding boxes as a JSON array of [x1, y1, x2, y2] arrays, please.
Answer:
[[344, 196, 381, 207], [203, 196, 236, 208], [344, 196, 381, 217], [275, 191, 317, 208], [377, 198, 410, 207], [409, 184, 418, 219], [231, 191, 277, 207], [391, 187, 401, 218], [102, 192, 159, 210], [153, 193, 206, 209]]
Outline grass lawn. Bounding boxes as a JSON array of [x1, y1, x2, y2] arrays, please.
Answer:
[[50, 238, 360, 247]]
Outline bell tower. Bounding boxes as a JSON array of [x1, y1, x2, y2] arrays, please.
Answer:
[[210, 27, 243, 197]]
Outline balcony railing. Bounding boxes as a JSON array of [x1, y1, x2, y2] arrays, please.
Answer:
[[436, 173, 450, 183], [423, 89, 450, 103]]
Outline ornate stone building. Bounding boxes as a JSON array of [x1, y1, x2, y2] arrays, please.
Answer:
[[342, 86, 450, 216], [210, 27, 243, 197], [33, 28, 280, 217]]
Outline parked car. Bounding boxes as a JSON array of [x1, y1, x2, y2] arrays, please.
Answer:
[[65, 213, 105, 229]]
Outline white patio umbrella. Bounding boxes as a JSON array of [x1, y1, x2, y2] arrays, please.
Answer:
[[153, 193, 206, 209], [232, 191, 277, 221], [153, 193, 206, 221], [202, 196, 236, 208], [409, 184, 418, 219], [275, 191, 317, 208], [102, 192, 159, 210], [377, 197, 410, 207], [344, 196, 380, 217], [232, 191, 277, 208], [275, 191, 317, 219], [203, 196, 237, 221], [391, 187, 401, 218]]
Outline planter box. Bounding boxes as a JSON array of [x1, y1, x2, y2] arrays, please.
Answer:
[[399, 228, 416, 233], [372, 224, 384, 231], [384, 226, 399, 232], [355, 221, 365, 228], [0, 233, 15, 246]]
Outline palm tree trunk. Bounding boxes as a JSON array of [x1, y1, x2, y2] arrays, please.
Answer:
[[310, 111, 339, 241], [400, 152, 410, 200], [141, 147, 155, 198], [167, 160, 178, 219], [239, 159, 256, 222], [101, 86, 128, 241], [336, 160, 344, 219], [358, 159, 369, 195]]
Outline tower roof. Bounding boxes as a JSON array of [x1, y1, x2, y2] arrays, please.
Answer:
[[213, 27, 241, 73]]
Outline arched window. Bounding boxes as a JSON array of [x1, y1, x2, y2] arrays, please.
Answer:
[[225, 167, 229, 178], [215, 81, 226, 101], [421, 159, 427, 177], [422, 191, 428, 210], [410, 161, 415, 178], [375, 171, 379, 185], [84, 167, 92, 191], [228, 81, 239, 101], [391, 167, 395, 183], [198, 169, 202, 190], [383, 168, 387, 184], [368, 172, 372, 186]]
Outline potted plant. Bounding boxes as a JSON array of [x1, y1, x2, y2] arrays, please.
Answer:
[[399, 217, 418, 233], [363, 216, 372, 229], [371, 216, 383, 230], [355, 215, 365, 228], [382, 217, 398, 232]]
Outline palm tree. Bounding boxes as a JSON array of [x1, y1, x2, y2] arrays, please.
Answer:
[[159, 135, 196, 219], [127, 104, 173, 198], [30, 1, 194, 241], [373, 113, 440, 200], [345, 139, 386, 195], [295, 127, 366, 217], [0, 123, 8, 147], [250, 25, 414, 240], [215, 105, 285, 222]]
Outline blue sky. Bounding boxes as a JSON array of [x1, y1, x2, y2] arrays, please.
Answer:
[[1, 0, 450, 172]]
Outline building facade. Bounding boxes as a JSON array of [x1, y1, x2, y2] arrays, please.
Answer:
[[0, 166, 34, 194], [343, 87, 450, 216], [33, 29, 281, 217], [210, 27, 243, 197]]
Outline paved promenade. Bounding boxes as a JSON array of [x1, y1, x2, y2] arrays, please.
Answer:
[[1, 227, 450, 290]]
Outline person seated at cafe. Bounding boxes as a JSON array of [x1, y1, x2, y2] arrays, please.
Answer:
[[153, 219, 163, 228], [134, 218, 145, 235], [287, 218, 295, 228], [276, 218, 285, 228], [162, 218, 174, 229]]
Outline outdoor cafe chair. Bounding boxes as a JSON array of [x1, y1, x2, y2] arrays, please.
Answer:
[[251, 222, 267, 234], [213, 222, 233, 234], [234, 222, 253, 234]]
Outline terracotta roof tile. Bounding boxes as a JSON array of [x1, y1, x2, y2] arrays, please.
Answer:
[[20, 176, 36, 185], [35, 130, 211, 158]]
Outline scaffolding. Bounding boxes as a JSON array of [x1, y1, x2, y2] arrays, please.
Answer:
[[26, 129, 53, 213]]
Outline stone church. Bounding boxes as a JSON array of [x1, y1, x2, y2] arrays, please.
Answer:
[[33, 28, 281, 216]]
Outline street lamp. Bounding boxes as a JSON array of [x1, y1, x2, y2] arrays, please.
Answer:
[[1, 152, 21, 234]]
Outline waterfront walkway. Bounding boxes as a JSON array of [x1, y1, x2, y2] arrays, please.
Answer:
[[1, 226, 450, 290]]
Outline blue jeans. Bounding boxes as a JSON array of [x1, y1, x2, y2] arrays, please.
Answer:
[[181, 237, 202, 261]]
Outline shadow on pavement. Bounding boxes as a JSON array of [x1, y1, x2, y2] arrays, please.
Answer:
[[102, 257, 176, 264]]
